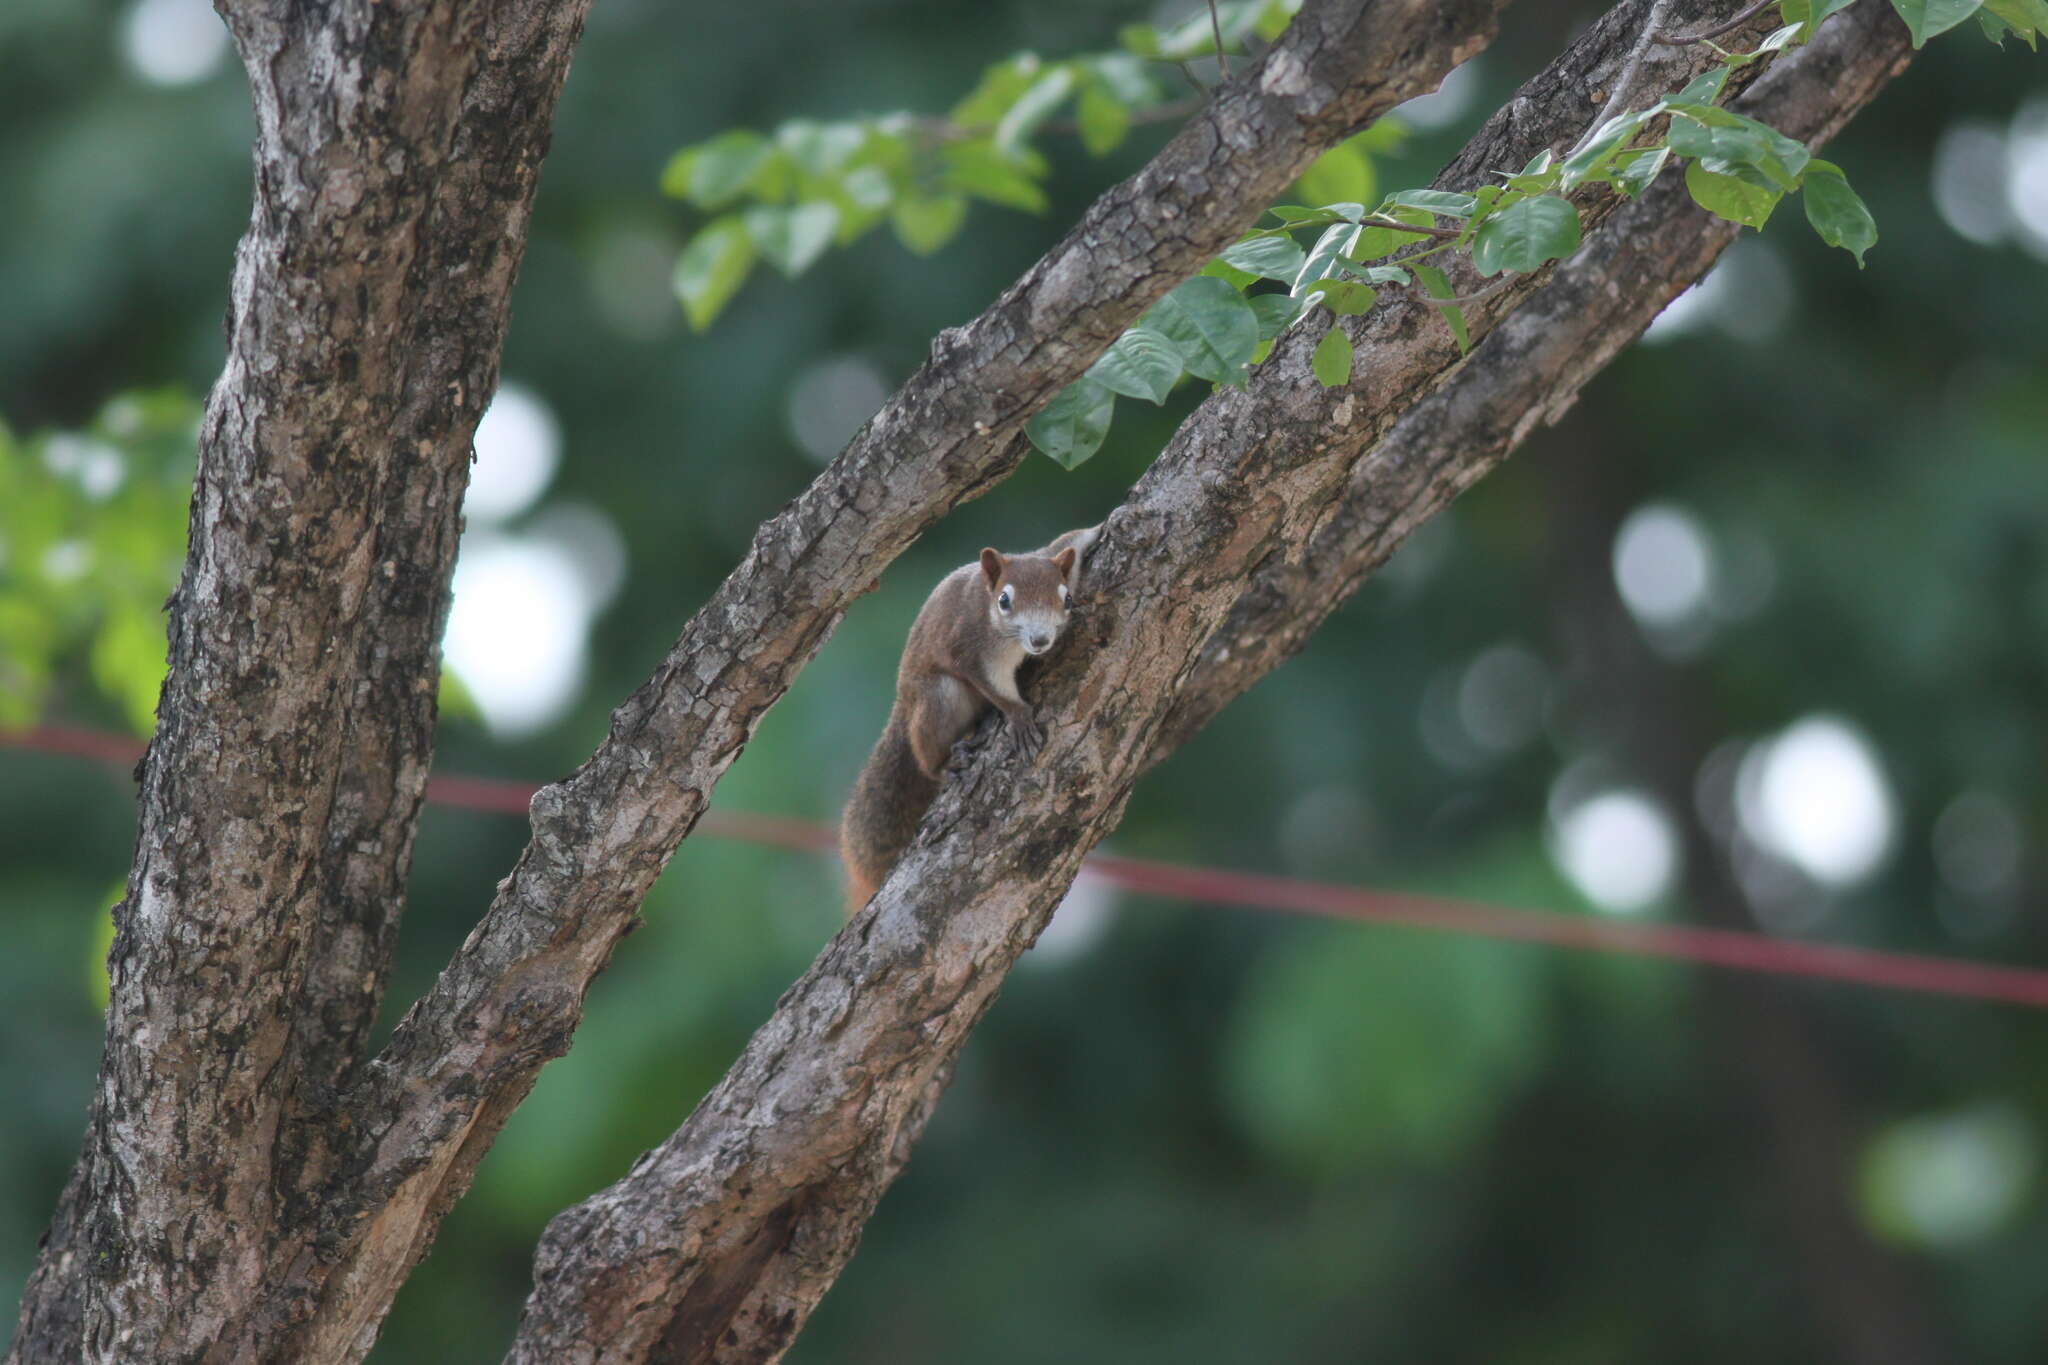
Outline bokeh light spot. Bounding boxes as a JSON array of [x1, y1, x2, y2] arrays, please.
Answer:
[[1613, 503, 1713, 631], [469, 383, 562, 524], [123, 0, 230, 88], [1736, 716, 1894, 888], [1549, 789, 1679, 915]]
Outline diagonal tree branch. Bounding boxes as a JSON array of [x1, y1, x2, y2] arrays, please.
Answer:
[[503, 4, 1915, 1360], [1155, 0, 1909, 760]]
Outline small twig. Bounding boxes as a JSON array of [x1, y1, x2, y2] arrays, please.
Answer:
[[1409, 274, 1517, 309], [1651, 0, 1776, 46], [1571, 0, 1676, 156], [1208, 0, 1230, 81], [1358, 214, 1462, 241], [1176, 61, 1209, 97]]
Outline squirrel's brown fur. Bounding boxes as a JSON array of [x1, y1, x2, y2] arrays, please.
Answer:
[[840, 525, 1098, 912]]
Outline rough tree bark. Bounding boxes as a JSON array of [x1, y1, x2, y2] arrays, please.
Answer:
[[7, 0, 1506, 1360], [507, 5, 1914, 1362], [8, 0, 596, 1360]]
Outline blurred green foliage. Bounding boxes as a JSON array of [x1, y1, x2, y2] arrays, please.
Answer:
[[0, 390, 194, 732], [5, 2, 2048, 1363]]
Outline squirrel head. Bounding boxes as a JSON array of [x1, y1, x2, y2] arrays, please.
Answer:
[[979, 546, 1078, 656]]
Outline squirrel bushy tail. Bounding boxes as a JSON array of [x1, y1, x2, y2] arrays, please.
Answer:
[[840, 713, 940, 912]]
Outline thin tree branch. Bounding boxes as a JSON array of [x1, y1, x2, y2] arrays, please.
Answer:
[[1360, 214, 1464, 239], [1409, 273, 1518, 307], [1210, 0, 1232, 81], [1574, 0, 1677, 154], [1653, 0, 1778, 45]]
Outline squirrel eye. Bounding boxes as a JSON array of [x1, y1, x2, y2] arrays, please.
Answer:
[[998, 589, 1012, 611]]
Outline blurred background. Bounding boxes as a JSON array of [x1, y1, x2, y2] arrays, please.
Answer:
[[5, 1, 2048, 1360]]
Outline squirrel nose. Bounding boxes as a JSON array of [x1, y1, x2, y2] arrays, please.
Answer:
[[1028, 632, 1052, 652]]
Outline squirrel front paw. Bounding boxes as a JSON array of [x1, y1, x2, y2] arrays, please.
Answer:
[[1010, 714, 1046, 760]]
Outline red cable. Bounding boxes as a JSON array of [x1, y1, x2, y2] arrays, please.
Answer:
[[10, 724, 2048, 1009]]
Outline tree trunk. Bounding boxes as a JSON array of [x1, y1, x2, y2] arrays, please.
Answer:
[[6, 0, 596, 1358]]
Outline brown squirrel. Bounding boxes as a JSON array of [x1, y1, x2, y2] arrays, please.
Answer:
[[840, 525, 1100, 912]]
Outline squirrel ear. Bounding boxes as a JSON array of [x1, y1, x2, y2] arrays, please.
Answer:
[[1052, 546, 1077, 584], [979, 548, 1004, 590]]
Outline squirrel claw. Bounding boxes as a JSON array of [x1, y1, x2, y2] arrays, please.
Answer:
[[1012, 716, 1046, 760]]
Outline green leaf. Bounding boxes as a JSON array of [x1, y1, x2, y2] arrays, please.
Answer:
[[953, 55, 1043, 127], [1087, 327, 1184, 404], [1201, 257, 1260, 289], [1684, 160, 1781, 227], [1387, 189, 1478, 217], [1221, 233, 1308, 281], [744, 201, 839, 276], [1296, 141, 1376, 209], [1026, 376, 1115, 468], [1413, 263, 1469, 353], [1117, 23, 1161, 57], [1668, 107, 1810, 188], [1311, 326, 1354, 387], [1560, 111, 1649, 190], [1469, 195, 1581, 276], [1783, 0, 1864, 28], [777, 120, 864, 180], [1801, 159, 1878, 264], [1505, 149, 1560, 194], [90, 601, 166, 735], [1983, 0, 2048, 39], [1351, 205, 1435, 261], [664, 130, 778, 208], [1890, 0, 1986, 45], [1254, 0, 1296, 41], [673, 216, 756, 330], [942, 140, 1049, 213], [995, 66, 1077, 155], [1346, 264, 1412, 286], [1304, 280, 1377, 316], [1667, 68, 1731, 107], [1755, 22, 1808, 52], [1076, 84, 1131, 155], [1292, 221, 1363, 297], [839, 165, 893, 212], [1248, 292, 1305, 341], [1978, 8, 2020, 38], [1085, 52, 1158, 105], [1142, 277, 1263, 384], [891, 192, 969, 255], [1611, 145, 1672, 199]]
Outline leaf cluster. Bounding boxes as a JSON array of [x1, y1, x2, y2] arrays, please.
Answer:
[[664, 0, 1303, 329], [663, 0, 2043, 468], [1032, 0, 2041, 466]]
